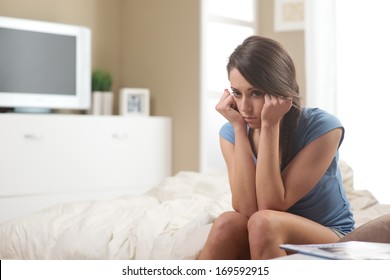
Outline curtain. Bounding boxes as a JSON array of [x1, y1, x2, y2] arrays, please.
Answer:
[[304, 0, 336, 114], [305, 0, 390, 203]]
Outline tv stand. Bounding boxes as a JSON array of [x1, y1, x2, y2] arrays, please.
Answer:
[[0, 114, 172, 223]]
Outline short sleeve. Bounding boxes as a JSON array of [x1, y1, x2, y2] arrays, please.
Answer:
[[298, 108, 345, 149], [219, 122, 235, 144]]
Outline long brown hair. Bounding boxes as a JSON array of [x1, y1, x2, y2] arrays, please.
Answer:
[[227, 36, 301, 170]]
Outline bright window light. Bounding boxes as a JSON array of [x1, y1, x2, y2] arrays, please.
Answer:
[[205, 22, 254, 92], [335, 0, 390, 203], [207, 0, 255, 22], [200, 0, 257, 174]]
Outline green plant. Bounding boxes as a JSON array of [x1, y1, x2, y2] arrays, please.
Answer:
[[91, 70, 112, 91]]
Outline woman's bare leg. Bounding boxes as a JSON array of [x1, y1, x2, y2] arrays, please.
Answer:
[[198, 211, 250, 259], [248, 210, 341, 259]]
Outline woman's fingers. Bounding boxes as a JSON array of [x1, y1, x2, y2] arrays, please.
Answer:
[[262, 94, 293, 124], [265, 94, 292, 108], [216, 90, 230, 112], [218, 89, 231, 101]]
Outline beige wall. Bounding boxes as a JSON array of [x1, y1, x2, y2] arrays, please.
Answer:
[[0, 0, 304, 174], [120, 0, 200, 174]]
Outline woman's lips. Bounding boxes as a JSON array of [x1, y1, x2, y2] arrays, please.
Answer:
[[243, 116, 256, 123]]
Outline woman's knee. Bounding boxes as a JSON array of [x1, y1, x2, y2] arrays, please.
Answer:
[[214, 211, 248, 229], [247, 210, 288, 259], [247, 210, 282, 238], [210, 211, 248, 238], [200, 211, 250, 259]]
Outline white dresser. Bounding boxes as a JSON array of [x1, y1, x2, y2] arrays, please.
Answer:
[[0, 114, 172, 223]]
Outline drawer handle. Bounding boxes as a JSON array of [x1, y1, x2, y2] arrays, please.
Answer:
[[112, 133, 128, 140], [24, 134, 44, 140]]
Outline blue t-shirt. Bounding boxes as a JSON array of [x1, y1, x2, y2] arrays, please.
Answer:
[[219, 107, 355, 233]]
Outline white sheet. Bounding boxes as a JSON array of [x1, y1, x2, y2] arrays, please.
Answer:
[[1, 169, 389, 260], [0, 172, 232, 260]]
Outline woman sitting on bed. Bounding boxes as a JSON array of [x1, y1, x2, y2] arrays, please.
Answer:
[[198, 36, 355, 260]]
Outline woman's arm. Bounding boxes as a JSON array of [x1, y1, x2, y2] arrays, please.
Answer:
[[216, 90, 258, 217], [220, 129, 257, 217], [255, 96, 343, 210]]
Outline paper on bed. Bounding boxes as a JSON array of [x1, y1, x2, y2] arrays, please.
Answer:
[[280, 241, 390, 260]]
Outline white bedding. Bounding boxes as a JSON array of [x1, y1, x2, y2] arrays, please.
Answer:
[[1, 163, 389, 260], [0, 172, 232, 260]]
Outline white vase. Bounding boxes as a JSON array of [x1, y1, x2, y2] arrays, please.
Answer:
[[91, 91, 113, 115], [102, 92, 113, 115]]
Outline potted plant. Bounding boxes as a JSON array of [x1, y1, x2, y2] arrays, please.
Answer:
[[91, 69, 113, 115]]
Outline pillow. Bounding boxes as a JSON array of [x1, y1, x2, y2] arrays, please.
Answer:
[[339, 214, 390, 243]]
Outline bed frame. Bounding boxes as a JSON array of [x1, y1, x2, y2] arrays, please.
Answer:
[[0, 114, 172, 223]]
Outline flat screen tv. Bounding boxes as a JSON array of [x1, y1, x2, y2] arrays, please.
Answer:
[[0, 16, 91, 112]]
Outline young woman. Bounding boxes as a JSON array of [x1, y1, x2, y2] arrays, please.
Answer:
[[198, 36, 355, 260]]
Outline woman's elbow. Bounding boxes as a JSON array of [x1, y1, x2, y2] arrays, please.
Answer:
[[232, 203, 257, 219], [256, 199, 287, 212]]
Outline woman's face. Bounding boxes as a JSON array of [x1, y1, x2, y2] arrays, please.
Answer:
[[229, 68, 265, 129]]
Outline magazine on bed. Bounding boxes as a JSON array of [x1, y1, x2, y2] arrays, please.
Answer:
[[280, 241, 390, 260]]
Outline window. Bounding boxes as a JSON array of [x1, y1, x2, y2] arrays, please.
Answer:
[[306, 0, 390, 203], [335, 0, 390, 203], [200, 0, 257, 174]]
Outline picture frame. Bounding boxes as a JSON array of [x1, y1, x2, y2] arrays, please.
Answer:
[[120, 88, 150, 116], [274, 0, 305, 32]]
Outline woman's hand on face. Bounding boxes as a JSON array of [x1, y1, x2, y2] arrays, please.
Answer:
[[215, 89, 246, 126], [261, 94, 292, 126]]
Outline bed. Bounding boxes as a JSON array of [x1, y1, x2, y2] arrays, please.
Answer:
[[0, 160, 389, 260]]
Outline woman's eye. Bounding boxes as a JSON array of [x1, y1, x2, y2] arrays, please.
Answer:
[[231, 91, 241, 97], [252, 91, 264, 97]]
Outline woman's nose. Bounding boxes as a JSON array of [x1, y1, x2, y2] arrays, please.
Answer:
[[239, 97, 251, 113]]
